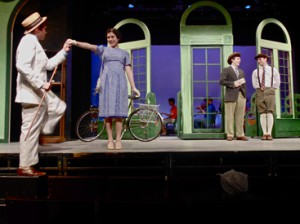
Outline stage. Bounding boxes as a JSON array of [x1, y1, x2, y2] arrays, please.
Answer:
[[2, 136, 300, 177], [1, 136, 300, 223], [2, 136, 300, 153]]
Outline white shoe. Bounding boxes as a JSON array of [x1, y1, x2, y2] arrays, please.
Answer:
[[107, 141, 114, 150], [115, 141, 122, 150]]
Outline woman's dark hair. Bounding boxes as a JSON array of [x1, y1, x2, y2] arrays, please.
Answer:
[[106, 28, 122, 42]]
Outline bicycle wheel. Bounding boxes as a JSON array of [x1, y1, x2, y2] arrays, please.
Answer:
[[76, 109, 105, 142], [128, 108, 163, 142]]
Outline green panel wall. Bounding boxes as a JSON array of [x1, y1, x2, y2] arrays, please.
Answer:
[[0, 0, 22, 142]]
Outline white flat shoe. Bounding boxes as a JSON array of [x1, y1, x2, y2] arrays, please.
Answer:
[[115, 141, 122, 150], [107, 141, 114, 150]]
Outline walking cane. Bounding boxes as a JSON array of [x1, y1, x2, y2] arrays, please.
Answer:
[[24, 66, 58, 141]]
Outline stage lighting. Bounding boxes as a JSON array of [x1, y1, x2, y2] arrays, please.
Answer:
[[245, 4, 251, 9], [128, 4, 134, 9]]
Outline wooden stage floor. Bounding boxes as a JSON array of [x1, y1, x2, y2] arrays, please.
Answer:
[[1, 136, 300, 223], [1, 136, 300, 178], [1, 136, 300, 154]]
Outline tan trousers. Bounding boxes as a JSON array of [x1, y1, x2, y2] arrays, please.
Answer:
[[19, 91, 66, 168], [224, 92, 246, 138]]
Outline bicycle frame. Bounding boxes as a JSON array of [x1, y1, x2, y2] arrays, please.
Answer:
[[121, 99, 164, 140], [76, 95, 163, 142]]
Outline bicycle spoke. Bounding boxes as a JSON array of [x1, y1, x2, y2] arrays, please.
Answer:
[[128, 109, 162, 142], [76, 109, 105, 142]]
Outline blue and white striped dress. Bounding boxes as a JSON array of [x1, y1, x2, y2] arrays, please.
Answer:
[[95, 45, 130, 118]]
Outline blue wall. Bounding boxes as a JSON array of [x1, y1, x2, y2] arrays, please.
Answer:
[[91, 45, 257, 113]]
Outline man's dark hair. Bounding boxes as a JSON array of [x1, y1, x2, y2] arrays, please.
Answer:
[[168, 98, 175, 104], [36, 20, 47, 32]]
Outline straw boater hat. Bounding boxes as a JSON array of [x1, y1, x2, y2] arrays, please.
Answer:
[[254, 53, 268, 60], [22, 12, 47, 34], [218, 169, 248, 196], [227, 52, 241, 65]]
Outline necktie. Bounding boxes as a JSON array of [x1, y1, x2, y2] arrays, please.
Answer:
[[261, 67, 265, 91], [235, 68, 239, 78]]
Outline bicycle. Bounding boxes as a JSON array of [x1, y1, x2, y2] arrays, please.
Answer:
[[75, 95, 163, 142]]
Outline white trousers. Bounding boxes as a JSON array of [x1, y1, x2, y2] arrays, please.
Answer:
[[19, 91, 66, 168]]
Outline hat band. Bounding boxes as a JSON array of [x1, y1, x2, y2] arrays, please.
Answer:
[[25, 16, 43, 30]]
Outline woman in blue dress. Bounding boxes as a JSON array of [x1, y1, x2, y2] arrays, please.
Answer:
[[68, 28, 140, 150]]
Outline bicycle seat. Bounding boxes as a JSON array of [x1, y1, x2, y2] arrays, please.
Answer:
[[90, 105, 98, 110]]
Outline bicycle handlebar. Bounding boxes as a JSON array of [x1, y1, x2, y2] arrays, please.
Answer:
[[128, 95, 140, 100]]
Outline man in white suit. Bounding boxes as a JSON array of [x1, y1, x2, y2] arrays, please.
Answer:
[[15, 12, 71, 176]]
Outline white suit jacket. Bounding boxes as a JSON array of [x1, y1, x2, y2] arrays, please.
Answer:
[[15, 33, 67, 105]]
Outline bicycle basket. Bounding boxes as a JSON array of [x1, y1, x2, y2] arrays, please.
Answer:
[[138, 103, 160, 123]]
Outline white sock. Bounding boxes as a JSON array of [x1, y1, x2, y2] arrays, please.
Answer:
[[267, 113, 274, 135], [260, 113, 267, 135]]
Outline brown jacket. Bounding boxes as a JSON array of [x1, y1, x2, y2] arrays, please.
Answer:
[[220, 66, 247, 102]]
